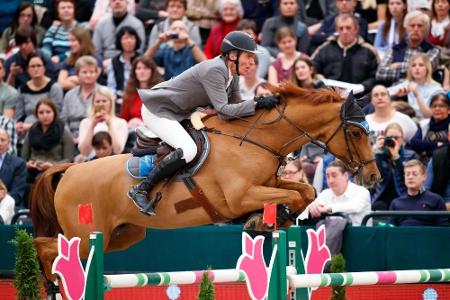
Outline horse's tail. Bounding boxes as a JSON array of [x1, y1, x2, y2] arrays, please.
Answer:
[[30, 163, 73, 238]]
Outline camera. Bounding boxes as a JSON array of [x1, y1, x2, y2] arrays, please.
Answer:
[[168, 33, 179, 40], [384, 136, 396, 148]]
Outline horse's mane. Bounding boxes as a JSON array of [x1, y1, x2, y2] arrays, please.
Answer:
[[271, 82, 343, 105]]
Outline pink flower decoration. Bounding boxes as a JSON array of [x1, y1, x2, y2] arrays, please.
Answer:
[[52, 234, 86, 300], [305, 225, 331, 275]]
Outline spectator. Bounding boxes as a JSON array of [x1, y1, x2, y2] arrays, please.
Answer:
[[307, 159, 372, 226], [93, 0, 145, 66], [186, 0, 219, 44], [366, 84, 418, 144], [36, 0, 94, 29], [148, 0, 201, 48], [390, 159, 447, 226], [0, 0, 21, 34], [136, 0, 168, 37], [281, 157, 309, 183], [425, 123, 450, 204], [0, 58, 18, 119], [0, 179, 15, 224], [311, 14, 379, 96], [371, 122, 418, 210], [121, 56, 164, 129], [0, 3, 46, 57], [41, 0, 79, 66], [239, 56, 264, 100], [241, 0, 277, 32], [78, 85, 128, 158], [4, 25, 57, 89], [91, 131, 114, 160], [89, 0, 135, 31], [0, 116, 17, 154], [376, 10, 440, 86], [290, 57, 326, 89], [428, 0, 450, 46], [390, 53, 444, 119], [260, 0, 310, 57], [0, 128, 26, 206], [311, 0, 369, 48], [267, 27, 306, 85], [357, 0, 388, 31], [14, 53, 63, 137], [410, 92, 450, 159], [237, 19, 273, 78], [58, 27, 102, 91], [254, 82, 273, 97], [22, 98, 73, 183], [108, 26, 141, 100], [145, 20, 207, 80], [374, 0, 407, 59], [61, 56, 100, 143], [296, 0, 337, 27], [204, 0, 242, 59]]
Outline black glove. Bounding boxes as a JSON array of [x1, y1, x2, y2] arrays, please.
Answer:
[[254, 95, 279, 109]]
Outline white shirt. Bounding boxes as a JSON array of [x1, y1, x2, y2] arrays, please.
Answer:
[[312, 182, 372, 226], [365, 111, 418, 143], [0, 194, 15, 225]]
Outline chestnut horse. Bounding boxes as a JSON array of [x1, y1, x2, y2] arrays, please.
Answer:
[[30, 83, 380, 281]]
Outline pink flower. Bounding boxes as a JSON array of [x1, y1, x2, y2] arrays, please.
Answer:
[[305, 225, 331, 275], [52, 234, 86, 300]]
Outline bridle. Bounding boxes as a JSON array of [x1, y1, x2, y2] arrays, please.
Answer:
[[205, 95, 375, 175]]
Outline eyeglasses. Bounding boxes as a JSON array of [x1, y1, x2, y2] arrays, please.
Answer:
[[372, 92, 388, 98], [430, 103, 448, 109], [28, 64, 43, 69]]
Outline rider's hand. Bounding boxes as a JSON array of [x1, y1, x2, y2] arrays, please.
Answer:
[[254, 95, 279, 109]]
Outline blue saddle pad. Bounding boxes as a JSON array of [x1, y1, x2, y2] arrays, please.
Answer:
[[126, 155, 154, 179]]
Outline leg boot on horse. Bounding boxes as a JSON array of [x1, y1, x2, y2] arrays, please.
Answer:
[[128, 148, 187, 215]]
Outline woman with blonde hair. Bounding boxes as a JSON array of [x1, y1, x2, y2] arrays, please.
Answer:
[[0, 180, 15, 225], [391, 53, 444, 119], [78, 85, 128, 157]]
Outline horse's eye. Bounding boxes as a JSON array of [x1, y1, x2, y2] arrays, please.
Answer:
[[352, 131, 362, 138]]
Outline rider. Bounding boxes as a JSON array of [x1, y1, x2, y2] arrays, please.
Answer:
[[129, 31, 280, 216]]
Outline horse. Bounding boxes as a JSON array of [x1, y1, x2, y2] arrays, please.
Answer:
[[30, 83, 380, 282]]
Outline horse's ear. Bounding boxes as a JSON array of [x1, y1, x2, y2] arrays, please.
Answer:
[[355, 93, 371, 109]]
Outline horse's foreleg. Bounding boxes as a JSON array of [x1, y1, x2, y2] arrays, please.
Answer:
[[234, 185, 305, 215], [276, 179, 316, 212]]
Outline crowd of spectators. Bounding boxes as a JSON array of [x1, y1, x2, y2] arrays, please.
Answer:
[[0, 0, 449, 227]]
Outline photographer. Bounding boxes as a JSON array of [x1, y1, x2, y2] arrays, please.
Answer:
[[371, 123, 418, 210], [145, 20, 206, 80]]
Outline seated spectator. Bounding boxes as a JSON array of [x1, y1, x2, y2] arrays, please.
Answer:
[[0, 115, 17, 154], [148, 0, 201, 48], [121, 56, 164, 129], [357, 0, 387, 30], [374, 0, 407, 59], [237, 19, 273, 78], [428, 0, 450, 46], [254, 82, 273, 97], [108, 26, 141, 100], [91, 131, 114, 160], [410, 92, 450, 159], [61, 56, 100, 143], [311, 0, 369, 48], [186, 0, 219, 43], [241, 0, 277, 32], [311, 14, 379, 96], [204, 0, 242, 59], [376, 10, 440, 86], [0, 179, 15, 224], [260, 0, 310, 57], [390, 159, 447, 226], [78, 85, 128, 158], [372, 122, 418, 210], [425, 123, 450, 204], [0, 58, 18, 119], [296, 0, 336, 27], [0, 128, 26, 207], [145, 20, 206, 81], [239, 56, 264, 100], [268, 27, 306, 85], [37, 0, 95, 30], [14, 53, 63, 137], [0, 3, 46, 58], [93, 0, 145, 67], [307, 159, 371, 226], [21, 98, 73, 183], [366, 84, 418, 144], [89, 0, 135, 31], [136, 0, 168, 38], [41, 0, 79, 66], [4, 25, 57, 89], [58, 27, 102, 91], [281, 157, 309, 183], [290, 57, 326, 89]]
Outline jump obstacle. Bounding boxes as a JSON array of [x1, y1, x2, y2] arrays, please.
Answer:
[[83, 226, 450, 300]]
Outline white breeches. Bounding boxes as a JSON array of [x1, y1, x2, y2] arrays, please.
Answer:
[[141, 106, 197, 163]]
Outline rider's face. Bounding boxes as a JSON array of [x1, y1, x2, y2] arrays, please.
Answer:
[[237, 52, 256, 76]]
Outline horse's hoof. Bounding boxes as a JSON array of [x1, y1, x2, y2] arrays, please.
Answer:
[[243, 213, 273, 232]]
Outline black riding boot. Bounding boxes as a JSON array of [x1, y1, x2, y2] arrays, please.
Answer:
[[128, 148, 186, 215]]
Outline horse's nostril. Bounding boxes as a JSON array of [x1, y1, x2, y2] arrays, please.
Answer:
[[369, 173, 379, 184]]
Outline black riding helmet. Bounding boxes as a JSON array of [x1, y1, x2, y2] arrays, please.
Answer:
[[221, 31, 258, 76]]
